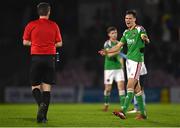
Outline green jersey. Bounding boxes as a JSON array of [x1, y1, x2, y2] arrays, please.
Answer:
[[120, 25, 147, 62], [104, 40, 122, 70]]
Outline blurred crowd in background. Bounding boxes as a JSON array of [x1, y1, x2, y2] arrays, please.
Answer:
[[0, 0, 180, 92]]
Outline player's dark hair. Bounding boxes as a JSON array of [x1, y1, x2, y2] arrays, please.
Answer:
[[37, 2, 51, 16], [106, 26, 117, 34], [126, 10, 137, 18]]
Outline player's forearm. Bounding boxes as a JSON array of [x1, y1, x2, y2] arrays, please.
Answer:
[[23, 40, 31, 46], [107, 51, 120, 57], [55, 41, 62, 47], [107, 42, 122, 53], [98, 42, 122, 56]]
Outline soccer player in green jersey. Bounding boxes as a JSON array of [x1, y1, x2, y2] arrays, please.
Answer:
[[99, 10, 150, 120], [102, 26, 125, 112]]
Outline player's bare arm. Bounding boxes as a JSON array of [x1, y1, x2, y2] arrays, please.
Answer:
[[98, 42, 123, 56], [23, 40, 31, 46], [107, 51, 120, 57], [141, 34, 150, 44], [107, 41, 124, 53], [55, 41, 63, 47]]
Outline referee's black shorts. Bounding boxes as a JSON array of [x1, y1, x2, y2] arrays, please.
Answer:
[[30, 55, 55, 86]]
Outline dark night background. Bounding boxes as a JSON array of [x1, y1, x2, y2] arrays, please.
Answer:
[[0, 0, 180, 103]]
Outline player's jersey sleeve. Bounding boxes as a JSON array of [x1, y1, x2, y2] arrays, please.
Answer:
[[104, 40, 110, 50], [137, 26, 147, 36], [120, 30, 127, 44], [55, 23, 62, 43], [23, 22, 34, 41]]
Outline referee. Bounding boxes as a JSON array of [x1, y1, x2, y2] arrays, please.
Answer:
[[23, 2, 62, 123]]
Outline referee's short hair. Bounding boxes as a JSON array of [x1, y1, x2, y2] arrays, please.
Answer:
[[37, 2, 51, 16]]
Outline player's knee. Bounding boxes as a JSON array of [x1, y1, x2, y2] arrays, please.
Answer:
[[134, 86, 141, 94], [135, 90, 142, 96], [117, 81, 125, 90], [105, 84, 112, 91], [104, 90, 111, 96]]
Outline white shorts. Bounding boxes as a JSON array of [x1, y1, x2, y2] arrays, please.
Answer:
[[126, 59, 142, 80], [104, 69, 125, 85], [140, 62, 147, 75]]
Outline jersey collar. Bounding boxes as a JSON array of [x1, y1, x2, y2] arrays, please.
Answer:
[[129, 24, 137, 30]]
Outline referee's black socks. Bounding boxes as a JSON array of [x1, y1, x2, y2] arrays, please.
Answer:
[[42, 91, 50, 107], [32, 88, 42, 106], [42, 91, 51, 118]]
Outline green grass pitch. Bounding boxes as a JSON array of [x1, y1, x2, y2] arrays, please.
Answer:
[[0, 103, 180, 127]]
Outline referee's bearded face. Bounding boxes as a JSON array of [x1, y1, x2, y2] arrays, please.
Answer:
[[108, 30, 117, 40], [125, 14, 136, 28]]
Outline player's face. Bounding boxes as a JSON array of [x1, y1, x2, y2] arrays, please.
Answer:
[[108, 30, 117, 40], [125, 14, 136, 28]]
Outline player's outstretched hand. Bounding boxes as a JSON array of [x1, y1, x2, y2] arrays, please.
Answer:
[[141, 34, 150, 43], [141, 34, 147, 40], [98, 49, 106, 56]]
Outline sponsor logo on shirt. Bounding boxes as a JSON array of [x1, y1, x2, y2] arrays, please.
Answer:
[[127, 39, 135, 45]]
